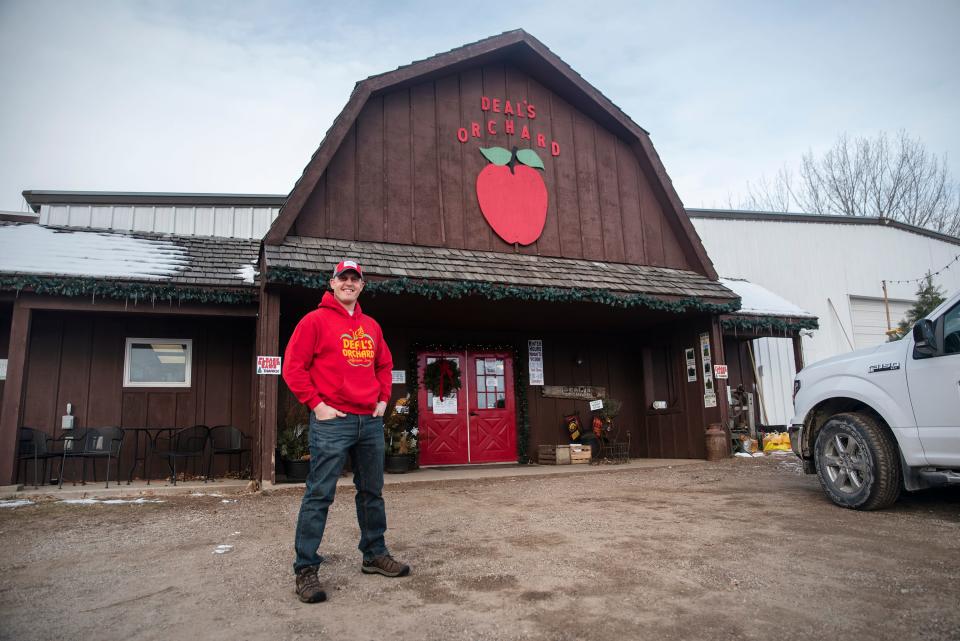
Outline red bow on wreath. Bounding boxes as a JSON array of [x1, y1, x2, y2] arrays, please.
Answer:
[[438, 359, 454, 398]]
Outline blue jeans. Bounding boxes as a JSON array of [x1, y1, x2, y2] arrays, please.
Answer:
[[293, 412, 389, 572]]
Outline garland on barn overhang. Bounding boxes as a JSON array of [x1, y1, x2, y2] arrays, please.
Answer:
[[405, 342, 531, 464], [268, 267, 741, 315], [0, 275, 257, 306], [721, 315, 820, 333]]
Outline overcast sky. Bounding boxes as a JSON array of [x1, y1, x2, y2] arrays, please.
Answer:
[[1, 0, 958, 214]]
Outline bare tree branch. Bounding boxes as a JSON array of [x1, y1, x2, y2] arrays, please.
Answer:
[[734, 130, 960, 237]]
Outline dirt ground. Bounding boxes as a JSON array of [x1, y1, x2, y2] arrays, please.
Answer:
[[1, 456, 958, 641]]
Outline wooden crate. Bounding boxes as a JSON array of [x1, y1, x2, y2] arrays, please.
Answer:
[[539, 444, 591, 465], [570, 445, 591, 464]]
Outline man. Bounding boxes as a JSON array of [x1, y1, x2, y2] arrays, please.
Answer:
[[283, 259, 410, 604]]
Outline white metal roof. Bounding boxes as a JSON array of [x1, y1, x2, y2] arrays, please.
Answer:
[[720, 278, 815, 318]]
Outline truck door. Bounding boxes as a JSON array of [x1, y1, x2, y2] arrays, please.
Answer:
[[907, 300, 960, 466]]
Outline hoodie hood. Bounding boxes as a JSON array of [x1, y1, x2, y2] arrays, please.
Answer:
[[319, 290, 363, 318]]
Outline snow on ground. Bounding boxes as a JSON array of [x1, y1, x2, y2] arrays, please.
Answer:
[[0, 224, 187, 279], [60, 498, 165, 505], [721, 277, 816, 318], [0, 499, 34, 509]]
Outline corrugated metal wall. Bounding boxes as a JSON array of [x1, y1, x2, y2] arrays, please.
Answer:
[[39, 204, 279, 239], [692, 216, 960, 424]]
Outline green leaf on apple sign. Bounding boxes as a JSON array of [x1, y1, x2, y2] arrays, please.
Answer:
[[479, 147, 512, 166], [516, 149, 544, 170]]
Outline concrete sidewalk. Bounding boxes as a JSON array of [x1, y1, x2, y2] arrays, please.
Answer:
[[2, 458, 705, 500]]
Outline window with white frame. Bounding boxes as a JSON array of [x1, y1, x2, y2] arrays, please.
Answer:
[[123, 338, 192, 387]]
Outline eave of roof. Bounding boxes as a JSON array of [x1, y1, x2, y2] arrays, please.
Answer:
[[687, 208, 960, 247], [265, 236, 737, 303], [0, 222, 261, 289], [22, 190, 286, 213]]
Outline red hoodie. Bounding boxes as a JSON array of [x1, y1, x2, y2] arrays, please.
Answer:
[[282, 291, 393, 414]]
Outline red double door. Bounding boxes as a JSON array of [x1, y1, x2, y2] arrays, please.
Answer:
[[417, 350, 516, 465]]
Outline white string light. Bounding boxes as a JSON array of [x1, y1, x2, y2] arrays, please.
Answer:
[[886, 253, 960, 285]]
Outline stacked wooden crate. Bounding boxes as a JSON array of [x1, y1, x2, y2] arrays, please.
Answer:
[[538, 444, 591, 465]]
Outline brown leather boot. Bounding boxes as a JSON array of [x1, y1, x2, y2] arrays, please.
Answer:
[[295, 566, 327, 603]]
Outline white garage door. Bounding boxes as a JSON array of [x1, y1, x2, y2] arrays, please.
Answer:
[[849, 296, 913, 349]]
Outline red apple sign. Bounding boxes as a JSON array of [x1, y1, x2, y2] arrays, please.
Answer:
[[476, 146, 547, 245]]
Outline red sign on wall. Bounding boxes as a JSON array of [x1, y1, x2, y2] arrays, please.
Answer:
[[456, 96, 561, 157], [458, 96, 556, 246], [257, 355, 282, 375]]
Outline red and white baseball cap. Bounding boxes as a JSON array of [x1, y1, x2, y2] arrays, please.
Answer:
[[332, 259, 363, 279]]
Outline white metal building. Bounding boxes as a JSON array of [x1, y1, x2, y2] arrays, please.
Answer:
[[689, 209, 960, 424]]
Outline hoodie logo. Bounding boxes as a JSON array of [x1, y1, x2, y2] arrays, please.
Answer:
[[340, 326, 375, 367]]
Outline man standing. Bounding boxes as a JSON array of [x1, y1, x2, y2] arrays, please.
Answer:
[[283, 259, 410, 604]]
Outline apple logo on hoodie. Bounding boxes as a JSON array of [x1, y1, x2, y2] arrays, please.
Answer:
[[341, 327, 375, 367]]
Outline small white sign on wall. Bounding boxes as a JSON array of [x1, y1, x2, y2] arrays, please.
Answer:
[[432, 395, 458, 414], [589, 399, 604, 412], [528, 339, 544, 386], [0, 358, 6, 380], [391, 370, 406, 384]]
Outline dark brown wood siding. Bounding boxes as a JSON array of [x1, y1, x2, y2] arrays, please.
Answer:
[[0, 304, 10, 428], [292, 64, 698, 272], [19, 311, 255, 479], [278, 291, 722, 461]]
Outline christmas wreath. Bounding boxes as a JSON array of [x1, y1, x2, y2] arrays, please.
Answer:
[[422, 358, 462, 397]]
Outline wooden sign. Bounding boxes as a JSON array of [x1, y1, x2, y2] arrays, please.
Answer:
[[541, 385, 607, 400]]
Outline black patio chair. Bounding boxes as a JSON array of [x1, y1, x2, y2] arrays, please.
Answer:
[[57, 427, 125, 489], [206, 425, 252, 480], [17, 427, 61, 488], [149, 425, 210, 486]]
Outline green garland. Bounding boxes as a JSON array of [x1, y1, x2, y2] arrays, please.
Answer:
[[721, 316, 819, 333], [0, 275, 256, 306], [422, 358, 462, 397], [268, 267, 740, 314], [405, 342, 531, 464]]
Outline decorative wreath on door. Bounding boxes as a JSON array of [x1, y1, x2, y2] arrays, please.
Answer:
[[423, 358, 462, 397]]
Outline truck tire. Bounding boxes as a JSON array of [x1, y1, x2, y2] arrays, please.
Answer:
[[814, 412, 901, 510]]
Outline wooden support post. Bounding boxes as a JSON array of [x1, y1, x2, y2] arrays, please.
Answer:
[[255, 288, 281, 485], [792, 333, 805, 372], [0, 301, 32, 485], [709, 316, 730, 432]]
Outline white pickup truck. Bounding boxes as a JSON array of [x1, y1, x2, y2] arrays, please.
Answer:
[[789, 289, 960, 509]]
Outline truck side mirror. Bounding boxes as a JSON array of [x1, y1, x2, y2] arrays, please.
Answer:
[[912, 319, 938, 356]]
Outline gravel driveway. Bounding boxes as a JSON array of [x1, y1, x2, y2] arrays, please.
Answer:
[[1, 456, 958, 641]]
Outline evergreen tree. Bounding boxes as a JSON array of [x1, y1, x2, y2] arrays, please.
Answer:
[[889, 274, 946, 341]]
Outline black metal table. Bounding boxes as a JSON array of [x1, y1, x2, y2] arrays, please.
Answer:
[[123, 427, 176, 484]]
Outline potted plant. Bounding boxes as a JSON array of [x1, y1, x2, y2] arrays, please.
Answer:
[[279, 403, 311, 481], [384, 396, 418, 473]]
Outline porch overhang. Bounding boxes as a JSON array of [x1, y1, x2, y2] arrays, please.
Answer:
[[264, 237, 740, 314]]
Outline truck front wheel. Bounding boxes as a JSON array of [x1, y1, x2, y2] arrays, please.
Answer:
[[814, 412, 901, 510]]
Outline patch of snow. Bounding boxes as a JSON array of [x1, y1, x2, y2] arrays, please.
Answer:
[[221, 499, 237, 504], [0, 224, 187, 280], [237, 263, 258, 284], [189, 492, 223, 497], [213, 544, 234, 554], [61, 497, 165, 505], [721, 278, 816, 318], [0, 499, 34, 508]]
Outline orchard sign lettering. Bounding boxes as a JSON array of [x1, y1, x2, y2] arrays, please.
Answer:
[[456, 96, 561, 158], [459, 96, 558, 246]]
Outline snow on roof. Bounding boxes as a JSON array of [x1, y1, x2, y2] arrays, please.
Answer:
[[0, 224, 187, 280], [720, 278, 816, 318]]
